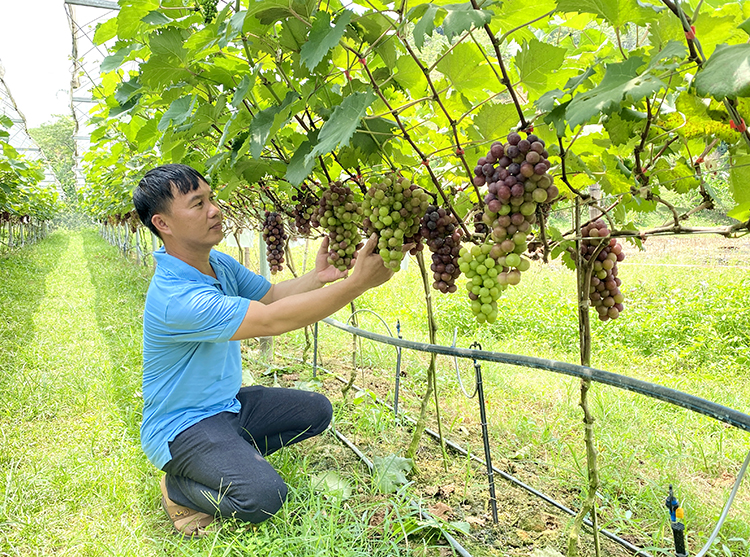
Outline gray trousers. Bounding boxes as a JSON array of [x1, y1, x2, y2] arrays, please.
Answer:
[[162, 385, 332, 523]]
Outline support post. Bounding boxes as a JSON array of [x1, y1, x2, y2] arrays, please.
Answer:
[[471, 342, 499, 524]]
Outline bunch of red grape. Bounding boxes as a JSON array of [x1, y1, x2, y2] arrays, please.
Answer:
[[363, 172, 430, 271], [475, 132, 558, 278], [581, 219, 625, 321], [421, 205, 462, 293], [292, 189, 317, 236], [262, 211, 287, 274], [315, 182, 363, 272]]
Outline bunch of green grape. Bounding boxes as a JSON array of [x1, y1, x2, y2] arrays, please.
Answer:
[[314, 182, 363, 272], [458, 240, 532, 324], [196, 0, 219, 24], [362, 173, 430, 271]]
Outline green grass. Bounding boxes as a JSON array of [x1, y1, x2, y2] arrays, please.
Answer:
[[2, 228, 749, 556], [0, 230, 436, 557], [268, 235, 750, 556]]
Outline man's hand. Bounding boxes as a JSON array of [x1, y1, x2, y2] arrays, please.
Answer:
[[315, 237, 349, 285], [349, 233, 395, 290]]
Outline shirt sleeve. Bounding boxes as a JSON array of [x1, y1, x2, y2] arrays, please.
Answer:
[[227, 255, 272, 300], [164, 284, 251, 343]]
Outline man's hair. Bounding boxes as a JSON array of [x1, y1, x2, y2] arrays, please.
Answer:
[[133, 164, 209, 238]]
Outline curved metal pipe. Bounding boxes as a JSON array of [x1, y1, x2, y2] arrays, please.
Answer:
[[322, 318, 750, 433]]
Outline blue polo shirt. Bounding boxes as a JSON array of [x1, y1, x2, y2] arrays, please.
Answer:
[[140, 247, 271, 469]]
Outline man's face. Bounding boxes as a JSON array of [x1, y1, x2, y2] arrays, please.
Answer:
[[156, 180, 224, 249]]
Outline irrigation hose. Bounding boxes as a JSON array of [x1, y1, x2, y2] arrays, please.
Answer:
[[693, 448, 750, 557], [321, 317, 750, 434]]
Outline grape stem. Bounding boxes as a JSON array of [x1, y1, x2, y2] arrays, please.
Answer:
[[347, 45, 472, 237]]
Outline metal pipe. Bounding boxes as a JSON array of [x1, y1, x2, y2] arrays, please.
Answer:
[[321, 318, 750, 433], [312, 321, 318, 378], [395, 320, 402, 417]]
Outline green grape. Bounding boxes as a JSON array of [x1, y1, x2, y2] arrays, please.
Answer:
[[363, 172, 430, 271]]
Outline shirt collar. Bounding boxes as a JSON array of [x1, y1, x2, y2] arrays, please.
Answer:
[[154, 247, 224, 289]]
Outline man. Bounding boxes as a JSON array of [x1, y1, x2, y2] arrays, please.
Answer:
[[133, 164, 395, 538]]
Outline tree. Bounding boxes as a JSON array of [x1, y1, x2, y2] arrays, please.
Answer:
[[29, 115, 76, 204]]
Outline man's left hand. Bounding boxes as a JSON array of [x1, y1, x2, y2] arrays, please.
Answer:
[[315, 237, 349, 284]]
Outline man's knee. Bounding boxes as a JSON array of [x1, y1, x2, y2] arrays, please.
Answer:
[[309, 392, 333, 435], [224, 475, 289, 523]]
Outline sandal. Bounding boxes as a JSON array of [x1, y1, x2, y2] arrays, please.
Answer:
[[160, 476, 216, 538]]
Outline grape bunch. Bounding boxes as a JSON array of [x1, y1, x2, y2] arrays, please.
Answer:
[[581, 219, 625, 321], [262, 211, 287, 274], [475, 132, 558, 280], [196, 0, 219, 24], [421, 205, 462, 293], [458, 240, 530, 324], [292, 189, 317, 236], [315, 182, 363, 272], [362, 173, 431, 271]]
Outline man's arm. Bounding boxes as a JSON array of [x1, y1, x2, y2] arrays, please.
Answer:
[[230, 234, 392, 340], [259, 237, 348, 303]]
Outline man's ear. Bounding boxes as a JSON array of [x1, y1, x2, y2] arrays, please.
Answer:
[[151, 214, 171, 237]]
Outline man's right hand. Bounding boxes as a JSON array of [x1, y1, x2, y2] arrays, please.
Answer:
[[349, 233, 394, 290]]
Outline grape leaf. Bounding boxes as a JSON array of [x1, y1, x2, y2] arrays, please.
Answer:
[[410, 2, 492, 49], [231, 75, 252, 109], [514, 39, 567, 95], [647, 40, 687, 70], [94, 17, 118, 44], [373, 454, 413, 493], [694, 43, 750, 100], [435, 43, 494, 94], [442, 4, 493, 44], [142, 11, 171, 26], [150, 28, 188, 63], [351, 118, 398, 155], [565, 57, 665, 129], [473, 102, 519, 141], [117, 0, 159, 40], [101, 44, 142, 73], [728, 153, 750, 221], [285, 138, 316, 186], [114, 78, 142, 105], [248, 92, 300, 159], [740, 16, 750, 37], [158, 95, 195, 132], [393, 55, 428, 96], [651, 158, 698, 193], [140, 55, 192, 88], [555, 0, 658, 27], [300, 10, 352, 70]]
